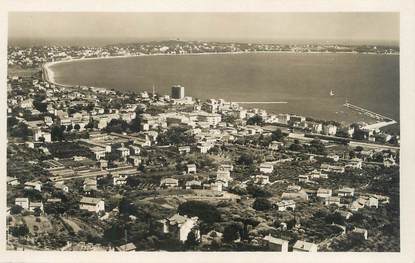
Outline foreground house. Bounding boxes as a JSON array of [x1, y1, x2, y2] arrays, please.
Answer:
[[293, 240, 318, 252], [262, 235, 289, 252], [116, 243, 136, 252], [79, 197, 105, 214], [352, 227, 368, 240], [159, 214, 200, 242]]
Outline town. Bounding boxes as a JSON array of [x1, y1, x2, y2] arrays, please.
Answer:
[[7, 42, 400, 252], [8, 40, 399, 69]]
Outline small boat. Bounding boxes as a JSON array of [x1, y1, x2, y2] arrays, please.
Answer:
[[329, 89, 335, 96]]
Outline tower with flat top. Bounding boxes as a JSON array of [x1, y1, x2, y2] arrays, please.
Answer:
[[171, 85, 185, 99]]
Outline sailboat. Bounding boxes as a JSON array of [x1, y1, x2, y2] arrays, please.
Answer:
[[329, 89, 335, 96]]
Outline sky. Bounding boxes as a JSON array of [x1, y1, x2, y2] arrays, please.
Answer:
[[8, 12, 399, 45]]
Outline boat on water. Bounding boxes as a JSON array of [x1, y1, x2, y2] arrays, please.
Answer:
[[329, 89, 335, 96]]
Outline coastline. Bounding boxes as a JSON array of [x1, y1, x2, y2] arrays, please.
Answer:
[[42, 50, 399, 88]]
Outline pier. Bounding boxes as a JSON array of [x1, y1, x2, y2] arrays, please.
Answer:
[[235, 101, 288, 104], [343, 102, 397, 130], [343, 102, 393, 121]]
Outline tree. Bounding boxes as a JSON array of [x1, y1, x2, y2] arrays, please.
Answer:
[[10, 122, 32, 138], [66, 124, 73, 132], [271, 129, 285, 141], [223, 222, 243, 243], [336, 129, 349, 138], [33, 207, 42, 217], [103, 223, 126, 245], [10, 224, 29, 237], [246, 184, 272, 198], [184, 230, 199, 249], [105, 119, 129, 133], [158, 126, 195, 146], [236, 153, 254, 166], [253, 198, 272, 211], [353, 129, 368, 140], [246, 115, 264, 126], [118, 197, 137, 216], [129, 115, 143, 132], [178, 201, 221, 224], [51, 125, 66, 141], [74, 124, 81, 131], [7, 117, 19, 129], [355, 146, 364, 152], [10, 205, 23, 215], [33, 101, 48, 113]]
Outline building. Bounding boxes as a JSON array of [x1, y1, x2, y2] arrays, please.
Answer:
[[254, 175, 270, 185], [325, 196, 341, 206], [160, 178, 179, 188], [24, 181, 42, 192], [185, 180, 202, 189], [274, 200, 296, 211], [116, 243, 136, 252], [298, 174, 310, 183], [323, 124, 337, 136], [317, 188, 332, 199], [79, 197, 105, 214], [116, 145, 130, 158], [113, 174, 128, 186], [186, 164, 197, 174], [353, 227, 368, 240], [171, 85, 185, 99], [178, 146, 191, 154], [7, 177, 20, 186], [293, 240, 318, 252], [338, 187, 355, 197], [259, 163, 274, 174], [262, 235, 289, 252], [201, 230, 223, 246], [216, 169, 232, 182], [321, 163, 345, 174], [83, 178, 98, 192], [54, 182, 69, 193], [159, 214, 199, 242], [15, 198, 29, 210], [219, 164, 234, 172], [282, 190, 309, 201], [29, 202, 44, 212]]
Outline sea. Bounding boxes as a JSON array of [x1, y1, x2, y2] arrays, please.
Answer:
[[49, 52, 400, 132]]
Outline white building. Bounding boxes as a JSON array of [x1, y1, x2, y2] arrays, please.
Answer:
[[275, 200, 296, 211], [317, 188, 332, 199], [15, 198, 29, 210], [79, 197, 105, 214], [186, 164, 197, 174], [293, 240, 318, 252], [160, 214, 199, 242], [259, 163, 274, 174]]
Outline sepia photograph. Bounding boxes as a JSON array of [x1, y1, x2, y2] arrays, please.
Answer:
[[3, 8, 408, 256]]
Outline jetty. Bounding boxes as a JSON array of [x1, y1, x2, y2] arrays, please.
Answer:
[[234, 101, 288, 104], [343, 102, 397, 130]]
